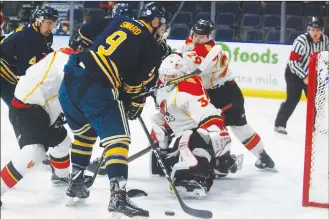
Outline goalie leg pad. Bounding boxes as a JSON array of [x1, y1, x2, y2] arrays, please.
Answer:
[[171, 131, 213, 180]]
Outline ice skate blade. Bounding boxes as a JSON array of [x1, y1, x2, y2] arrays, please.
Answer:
[[260, 167, 279, 172], [109, 212, 123, 219], [52, 181, 69, 187], [109, 212, 149, 219], [66, 197, 87, 207]]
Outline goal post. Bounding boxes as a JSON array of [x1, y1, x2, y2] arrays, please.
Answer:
[[302, 50, 329, 208]]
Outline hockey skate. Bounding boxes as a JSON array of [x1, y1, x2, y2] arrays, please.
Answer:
[[173, 179, 207, 198], [87, 157, 107, 176], [274, 126, 288, 135], [213, 153, 244, 178], [66, 168, 90, 206], [108, 177, 149, 218], [255, 150, 275, 169], [42, 154, 51, 170], [51, 166, 70, 186], [172, 171, 215, 199]]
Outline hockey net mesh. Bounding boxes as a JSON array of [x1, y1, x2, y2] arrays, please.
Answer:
[[303, 51, 329, 208]]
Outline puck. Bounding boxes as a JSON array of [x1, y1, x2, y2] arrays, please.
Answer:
[[165, 211, 175, 216]]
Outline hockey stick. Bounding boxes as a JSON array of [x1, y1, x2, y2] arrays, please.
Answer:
[[138, 116, 213, 219], [86, 143, 154, 187], [128, 145, 153, 162], [167, 2, 185, 27], [161, 2, 185, 40], [85, 144, 106, 188], [135, 45, 222, 99], [129, 103, 233, 164]]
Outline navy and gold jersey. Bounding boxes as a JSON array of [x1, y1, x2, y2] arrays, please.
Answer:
[[78, 18, 112, 46], [0, 23, 53, 84], [78, 16, 160, 97]]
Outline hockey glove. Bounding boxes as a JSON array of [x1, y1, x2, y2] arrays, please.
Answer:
[[124, 96, 146, 120], [158, 40, 172, 61]]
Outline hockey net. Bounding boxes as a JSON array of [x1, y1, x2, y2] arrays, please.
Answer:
[[302, 50, 329, 208]]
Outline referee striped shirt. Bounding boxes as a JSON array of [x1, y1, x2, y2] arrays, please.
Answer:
[[288, 33, 329, 79]]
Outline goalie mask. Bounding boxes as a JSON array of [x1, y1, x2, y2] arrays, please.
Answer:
[[159, 54, 187, 83]]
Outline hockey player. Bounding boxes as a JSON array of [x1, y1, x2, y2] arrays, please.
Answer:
[[150, 54, 236, 196], [0, 34, 84, 206], [42, 3, 134, 170], [75, 2, 172, 176], [181, 19, 275, 172], [58, 2, 167, 218], [0, 4, 58, 107]]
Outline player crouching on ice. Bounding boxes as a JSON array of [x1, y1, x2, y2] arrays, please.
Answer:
[[150, 54, 238, 197], [0, 34, 84, 206]]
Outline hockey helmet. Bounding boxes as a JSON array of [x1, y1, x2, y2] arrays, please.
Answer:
[[68, 31, 91, 51], [308, 17, 324, 29], [112, 3, 133, 18], [191, 19, 215, 39], [159, 54, 187, 83], [32, 4, 59, 22], [138, 2, 167, 25]]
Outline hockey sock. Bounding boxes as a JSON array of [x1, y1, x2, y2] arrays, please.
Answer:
[[0, 144, 45, 194], [70, 129, 97, 169], [50, 154, 70, 177], [49, 135, 71, 177], [242, 132, 264, 158], [231, 124, 264, 158], [103, 139, 130, 180]]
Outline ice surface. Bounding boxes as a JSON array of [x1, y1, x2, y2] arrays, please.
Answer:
[[1, 98, 328, 219]]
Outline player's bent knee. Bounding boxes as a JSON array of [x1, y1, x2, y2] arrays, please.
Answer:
[[45, 125, 68, 150], [16, 144, 46, 173], [50, 134, 72, 158]]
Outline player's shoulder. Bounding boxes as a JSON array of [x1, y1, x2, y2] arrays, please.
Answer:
[[193, 40, 216, 58], [80, 18, 111, 42], [295, 33, 309, 43], [177, 76, 205, 96], [185, 37, 193, 45], [119, 18, 154, 37]]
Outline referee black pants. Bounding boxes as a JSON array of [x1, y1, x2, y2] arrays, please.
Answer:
[[275, 65, 308, 128]]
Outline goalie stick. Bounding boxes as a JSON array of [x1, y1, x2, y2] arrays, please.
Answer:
[[138, 116, 213, 219], [135, 45, 223, 99]]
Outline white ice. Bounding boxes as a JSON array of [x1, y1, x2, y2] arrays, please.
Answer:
[[1, 97, 328, 219]]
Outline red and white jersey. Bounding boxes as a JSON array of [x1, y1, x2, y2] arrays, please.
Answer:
[[14, 48, 74, 125], [155, 75, 222, 137], [181, 38, 233, 89]]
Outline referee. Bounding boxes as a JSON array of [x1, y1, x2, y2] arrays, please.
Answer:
[[275, 17, 329, 135]]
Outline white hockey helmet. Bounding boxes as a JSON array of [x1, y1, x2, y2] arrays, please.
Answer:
[[159, 54, 187, 83]]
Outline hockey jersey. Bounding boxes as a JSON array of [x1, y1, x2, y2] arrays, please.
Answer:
[[181, 38, 233, 89], [13, 48, 74, 125], [0, 23, 53, 84], [77, 16, 160, 96], [154, 75, 223, 137]]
